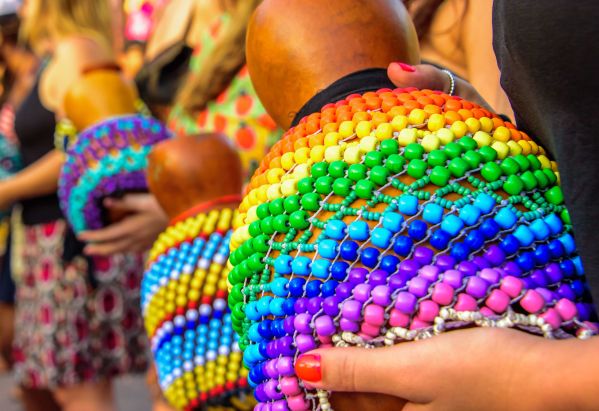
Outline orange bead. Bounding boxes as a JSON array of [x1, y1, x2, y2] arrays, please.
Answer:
[[445, 99, 462, 112], [282, 140, 294, 153], [398, 93, 414, 103], [352, 111, 371, 122], [371, 112, 389, 127], [308, 133, 324, 148], [363, 91, 378, 99], [381, 97, 399, 113], [269, 156, 282, 170], [430, 94, 446, 106], [458, 109, 473, 120], [294, 137, 308, 150], [423, 104, 442, 115], [417, 96, 434, 106], [492, 117, 505, 129], [461, 101, 474, 110], [321, 122, 338, 135], [403, 99, 422, 111], [509, 128, 521, 141], [337, 111, 353, 123], [365, 96, 382, 111], [386, 105, 407, 118], [471, 108, 486, 119], [444, 110, 462, 125]]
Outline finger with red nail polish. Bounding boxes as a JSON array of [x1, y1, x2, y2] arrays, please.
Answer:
[[295, 353, 321, 383]]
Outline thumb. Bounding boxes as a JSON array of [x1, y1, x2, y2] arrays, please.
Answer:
[[104, 193, 151, 212], [387, 62, 449, 92]]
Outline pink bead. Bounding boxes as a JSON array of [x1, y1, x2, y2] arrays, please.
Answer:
[[480, 307, 495, 317], [389, 308, 410, 327], [479, 268, 501, 285], [485, 289, 510, 313], [287, 395, 310, 411], [555, 298, 577, 321], [500, 275, 524, 298], [410, 318, 431, 330], [372, 285, 392, 306], [314, 315, 336, 337], [363, 304, 385, 326], [341, 300, 363, 321], [520, 289, 545, 313], [454, 293, 477, 312], [353, 283, 372, 302], [339, 318, 359, 332], [295, 334, 317, 353], [360, 322, 381, 337], [280, 377, 302, 396], [419, 265, 441, 281], [432, 282, 454, 306], [540, 308, 562, 330], [294, 313, 313, 334], [417, 300, 439, 322]]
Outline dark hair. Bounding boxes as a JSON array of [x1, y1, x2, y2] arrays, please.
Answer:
[[0, 13, 20, 106], [403, 0, 463, 41]]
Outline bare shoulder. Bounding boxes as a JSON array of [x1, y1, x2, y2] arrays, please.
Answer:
[[55, 36, 114, 69]]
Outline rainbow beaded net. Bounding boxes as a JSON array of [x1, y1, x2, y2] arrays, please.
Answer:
[[227, 88, 598, 411], [142, 208, 255, 411], [58, 115, 171, 233]]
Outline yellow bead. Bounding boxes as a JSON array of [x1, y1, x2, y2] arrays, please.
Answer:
[[375, 122, 393, 140], [550, 161, 558, 172], [281, 152, 295, 170], [310, 145, 325, 162], [421, 134, 440, 152], [324, 145, 342, 162], [258, 186, 269, 202], [450, 121, 468, 138], [294, 147, 310, 164], [358, 136, 378, 154], [281, 179, 298, 196], [517, 140, 532, 155], [507, 140, 522, 156], [397, 128, 417, 146], [491, 141, 510, 160], [473, 131, 492, 148], [408, 108, 427, 125], [436, 128, 455, 145], [247, 188, 260, 205], [479, 117, 494, 133], [356, 120, 372, 138], [528, 140, 539, 155], [343, 144, 362, 164], [391, 115, 409, 131], [324, 132, 340, 147], [245, 206, 258, 224], [339, 120, 355, 138], [465, 117, 481, 133], [266, 184, 282, 200], [493, 126, 511, 142], [266, 168, 284, 184], [537, 155, 551, 169], [427, 113, 446, 131], [293, 163, 310, 180]]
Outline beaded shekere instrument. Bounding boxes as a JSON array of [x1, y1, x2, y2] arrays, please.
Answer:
[[57, 114, 171, 233], [227, 88, 598, 411]]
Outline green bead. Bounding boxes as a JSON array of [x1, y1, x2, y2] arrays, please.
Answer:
[[520, 170, 538, 191], [481, 162, 502, 182], [513, 154, 530, 172], [348, 163, 368, 182], [315, 176, 334, 195], [527, 154, 542, 170], [252, 235, 270, 253], [430, 166, 451, 187], [355, 179, 375, 199], [260, 216, 275, 235], [427, 150, 448, 167], [543, 168, 557, 184], [407, 159, 428, 179], [364, 151, 385, 168], [458, 136, 477, 151], [301, 192, 321, 211], [500, 158, 520, 175], [240, 240, 254, 257], [328, 160, 348, 178], [444, 142, 464, 159], [369, 165, 390, 186], [463, 150, 483, 169], [297, 177, 315, 194], [247, 253, 266, 271], [249, 220, 262, 237], [448, 157, 469, 178], [404, 143, 425, 160], [561, 208, 571, 225], [533, 170, 549, 188], [333, 177, 352, 196], [479, 145, 498, 162], [503, 175, 524, 195], [545, 186, 564, 205], [380, 139, 399, 156], [256, 203, 270, 219], [272, 214, 290, 233], [283, 195, 301, 213], [232, 302, 245, 321], [229, 283, 244, 305], [386, 154, 406, 173], [268, 198, 285, 216], [289, 210, 310, 230]]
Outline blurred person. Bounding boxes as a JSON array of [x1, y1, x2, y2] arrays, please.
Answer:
[[0, 1, 152, 410]]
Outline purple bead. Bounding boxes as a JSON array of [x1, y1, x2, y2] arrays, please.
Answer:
[[264, 379, 284, 400], [266, 341, 278, 359], [335, 283, 354, 299], [521, 276, 536, 290], [294, 298, 308, 314], [368, 269, 388, 286], [254, 385, 268, 402], [283, 317, 295, 334], [272, 400, 290, 411], [339, 318, 360, 332], [277, 336, 295, 356], [388, 274, 407, 290], [466, 276, 489, 299], [479, 268, 500, 285], [265, 360, 278, 379], [436, 255, 456, 272], [457, 261, 478, 277], [545, 263, 563, 284], [530, 269, 549, 288], [295, 334, 317, 353], [314, 315, 336, 336], [413, 246, 434, 265], [276, 357, 295, 377], [293, 313, 313, 334], [556, 284, 576, 300], [503, 261, 523, 278], [408, 277, 431, 298], [395, 291, 417, 314], [349, 267, 368, 285], [535, 287, 555, 303], [576, 303, 592, 321], [419, 265, 441, 282], [398, 259, 421, 278], [307, 297, 323, 314], [442, 269, 464, 289], [342, 300, 363, 321], [323, 296, 341, 316], [484, 245, 506, 266], [472, 256, 491, 270], [372, 285, 392, 306], [353, 284, 372, 302]]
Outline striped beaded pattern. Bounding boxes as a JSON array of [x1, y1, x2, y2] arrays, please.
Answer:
[[142, 208, 254, 411], [227, 88, 598, 411], [58, 115, 171, 233]]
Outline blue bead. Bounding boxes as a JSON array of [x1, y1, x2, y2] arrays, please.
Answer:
[[305, 280, 322, 297], [311, 259, 332, 279], [325, 219, 347, 240], [269, 298, 286, 316], [282, 299, 296, 315], [380, 255, 401, 273], [430, 229, 450, 250], [573, 256, 584, 276], [348, 221, 370, 241], [393, 236, 413, 256], [495, 208, 517, 229], [382, 212, 404, 232], [450, 242, 470, 262], [544, 213, 563, 235], [441, 214, 464, 237], [480, 219, 500, 239], [533, 244, 551, 265], [499, 234, 520, 255], [371, 227, 393, 248], [459, 204, 482, 226], [399, 195, 419, 215], [318, 239, 338, 259], [249, 364, 266, 385], [529, 219, 551, 241], [558, 234, 576, 255], [245, 302, 261, 321], [270, 277, 289, 297], [423, 203, 444, 224], [571, 279, 585, 298], [408, 220, 428, 241], [516, 251, 535, 272], [274, 255, 293, 275], [361, 247, 380, 268], [257, 296, 273, 316], [473, 193, 496, 214], [548, 239, 565, 259], [331, 261, 349, 281], [465, 230, 485, 251], [257, 320, 273, 340], [340, 241, 359, 261], [292, 256, 312, 276], [288, 278, 306, 297], [513, 225, 535, 247], [258, 341, 269, 359], [321, 280, 339, 297], [271, 320, 285, 338]]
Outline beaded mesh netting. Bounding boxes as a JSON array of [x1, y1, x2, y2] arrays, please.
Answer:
[[57, 114, 171, 233], [227, 88, 598, 411], [142, 207, 256, 411]]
